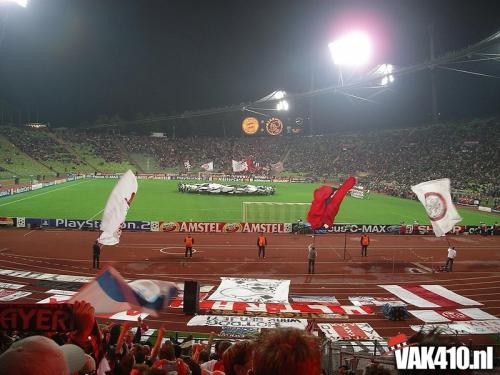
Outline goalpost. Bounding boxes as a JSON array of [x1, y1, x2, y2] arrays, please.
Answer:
[[242, 202, 310, 223]]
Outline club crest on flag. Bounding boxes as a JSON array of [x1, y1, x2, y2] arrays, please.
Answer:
[[423, 192, 447, 221]]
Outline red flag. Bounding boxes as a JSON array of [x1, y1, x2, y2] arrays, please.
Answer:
[[307, 176, 356, 229]]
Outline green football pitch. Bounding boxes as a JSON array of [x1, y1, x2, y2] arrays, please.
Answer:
[[0, 179, 496, 224]]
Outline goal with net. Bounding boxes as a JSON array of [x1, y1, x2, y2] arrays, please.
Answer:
[[242, 202, 310, 223]]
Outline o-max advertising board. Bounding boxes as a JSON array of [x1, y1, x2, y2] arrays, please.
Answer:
[[311, 224, 492, 235], [157, 221, 291, 233], [25, 218, 151, 231]]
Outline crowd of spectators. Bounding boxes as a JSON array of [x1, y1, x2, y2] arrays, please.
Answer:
[[0, 127, 74, 165], [0, 301, 326, 375], [58, 130, 128, 164], [0, 119, 498, 201], [0, 300, 488, 374]]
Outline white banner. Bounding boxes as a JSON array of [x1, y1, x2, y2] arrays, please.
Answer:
[[0, 289, 31, 301], [201, 161, 214, 171], [349, 296, 404, 307], [232, 160, 248, 173], [0, 282, 26, 290], [318, 323, 383, 341], [187, 315, 307, 329], [409, 308, 498, 323], [291, 295, 339, 304], [411, 178, 462, 237], [411, 320, 500, 335], [99, 170, 138, 245], [208, 277, 290, 303]]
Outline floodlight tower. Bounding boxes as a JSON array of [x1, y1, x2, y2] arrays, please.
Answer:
[[328, 31, 372, 86]]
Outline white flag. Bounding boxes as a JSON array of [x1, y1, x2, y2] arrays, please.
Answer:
[[98, 170, 138, 245], [184, 160, 191, 171], [232, 160, 248, 173], [201, 161, 214, 171], [411, 178, 462, 237]]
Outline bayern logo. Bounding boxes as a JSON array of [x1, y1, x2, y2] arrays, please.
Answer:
[[423, 192, 447, 221]]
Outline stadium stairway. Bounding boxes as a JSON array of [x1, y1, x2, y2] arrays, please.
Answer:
[[118, 142, 144, 173], [0, 136, 53, 178], [46, 132, 99, 172]]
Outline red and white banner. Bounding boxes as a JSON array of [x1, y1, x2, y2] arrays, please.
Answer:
[[411, 320, 500, 335], [379, 285, 481, 308], [318, 323, 382, 341], [158, 221, 290, 233], [196, 300, 372, 316], [37, 294, 149, 321], [169, 292, 209, 308], [232, 160, 248, 172], [409, 308, 498, 323], [349, 296, 404, 307]]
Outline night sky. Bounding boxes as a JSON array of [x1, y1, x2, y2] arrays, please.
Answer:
[[0, 0, 499, 132]]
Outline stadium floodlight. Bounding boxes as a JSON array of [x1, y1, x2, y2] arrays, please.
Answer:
[[1, 0, 28, 7], [276, 100, 289, 111], [328, 31, 372, 66], [274, 90, 286, 100], [376, 63, 395, 86]]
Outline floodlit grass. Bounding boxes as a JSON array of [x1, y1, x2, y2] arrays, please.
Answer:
[[0, 179, 496, 224]]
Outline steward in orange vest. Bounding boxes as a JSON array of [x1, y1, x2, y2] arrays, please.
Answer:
[[360, 234, 369, 257], [184, 233, 194, 258], [257, 232, 267, 259]]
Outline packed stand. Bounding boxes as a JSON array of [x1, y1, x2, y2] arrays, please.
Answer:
[[0, 299, 325, 375], [0, 127, 75, 165]]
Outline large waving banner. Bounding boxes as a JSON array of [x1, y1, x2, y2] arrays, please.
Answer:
[[318, 323, 383, 341], [208, 277, 290, 303], [99, 170, 138, 245], [187, 315, 307, 329], [411, 178, 462, 237]]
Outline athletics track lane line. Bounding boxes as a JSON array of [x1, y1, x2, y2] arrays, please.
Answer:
[[0, 180, 90, 207]]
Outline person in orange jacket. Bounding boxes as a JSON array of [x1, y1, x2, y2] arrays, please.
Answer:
[[257, 232, 267, 259], [184, 233, 194, 258], [360, 233, 370, 257]]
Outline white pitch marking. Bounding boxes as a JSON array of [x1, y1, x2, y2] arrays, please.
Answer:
[[23, 230, 35, 237], [159, 247, 203, 255], [0, 180, 90, 207], [88, 208, 104, 220]]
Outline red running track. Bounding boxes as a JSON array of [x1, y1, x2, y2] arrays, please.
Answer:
[[0, 228, 499, 343]]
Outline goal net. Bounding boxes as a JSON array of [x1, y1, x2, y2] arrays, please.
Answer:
[[242, 202, 310, 223]]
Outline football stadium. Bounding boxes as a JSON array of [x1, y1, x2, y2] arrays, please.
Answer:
[[0, 1, 499, 374]]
